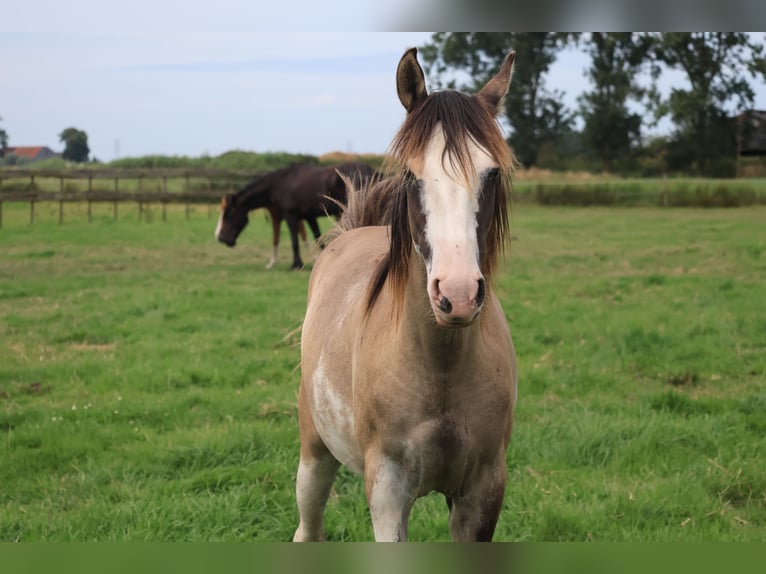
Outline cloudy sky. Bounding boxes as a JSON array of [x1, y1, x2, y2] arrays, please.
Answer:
[[2, 3, 765, 162]]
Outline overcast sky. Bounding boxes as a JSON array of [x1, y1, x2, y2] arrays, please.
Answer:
[[2, 4, 765, 162]]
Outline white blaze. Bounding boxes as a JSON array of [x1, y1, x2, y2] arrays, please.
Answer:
[[414, 124, 496, 320], [214, 213, 223, 240]]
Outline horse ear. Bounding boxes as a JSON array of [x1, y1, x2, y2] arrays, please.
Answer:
[[396, 47, 428, 113], [476, 51, 515, 115]]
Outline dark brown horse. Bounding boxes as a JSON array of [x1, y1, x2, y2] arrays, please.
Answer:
[[215, 162, 380, 269], [295, 48, 518, 541]]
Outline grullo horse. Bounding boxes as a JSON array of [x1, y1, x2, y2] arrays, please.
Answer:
[[295, 48, 518, 541]]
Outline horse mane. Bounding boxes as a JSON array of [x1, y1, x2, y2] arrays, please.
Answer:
[[227, 168, 281, 211], [320, 173, 398, 246]]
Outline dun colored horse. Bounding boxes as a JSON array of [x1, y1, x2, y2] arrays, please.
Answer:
[[215, 162, 379, 269], [295, 48, 518, 541]]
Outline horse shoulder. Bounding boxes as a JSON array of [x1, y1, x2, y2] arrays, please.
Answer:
[[303, 226, 391, 382]]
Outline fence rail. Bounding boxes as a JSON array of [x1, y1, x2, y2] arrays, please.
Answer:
[[0, 168, 253, 227], [0, 167, 257, 180], [0, 189, 227, 227]]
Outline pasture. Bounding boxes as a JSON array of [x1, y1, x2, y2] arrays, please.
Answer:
[[1, 200, 765, 541]]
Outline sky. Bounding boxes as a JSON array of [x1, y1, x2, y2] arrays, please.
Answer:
[[2, 4, 765, 162]]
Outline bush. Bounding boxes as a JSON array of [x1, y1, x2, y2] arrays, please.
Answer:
[[1, 153, 29, 167], [532, 180, 766, 208], [664, 181, 763, 207]]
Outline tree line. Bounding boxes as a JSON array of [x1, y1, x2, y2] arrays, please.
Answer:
[[419, 32, 766, 177], [0, 121, 91, 165]]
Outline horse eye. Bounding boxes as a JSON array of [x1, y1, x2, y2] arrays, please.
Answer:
[[485, 168, 500, 182]]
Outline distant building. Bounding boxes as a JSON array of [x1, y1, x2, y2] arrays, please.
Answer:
[[4, 146, 62, 162], [737, 110, 766, 156]]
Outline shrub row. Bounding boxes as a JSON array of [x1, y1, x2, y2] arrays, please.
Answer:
[[513, 181, 766, 207]]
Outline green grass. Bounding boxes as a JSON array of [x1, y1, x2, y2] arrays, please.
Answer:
[[1, 201, 765, 541]]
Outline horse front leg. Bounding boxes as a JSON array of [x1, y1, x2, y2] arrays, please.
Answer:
[[284, 214, 304, 270], [293, 451, 340, 541], [448, 458, 507, 541], [364, 454, 417, 542], [267, 208, 281, 269]]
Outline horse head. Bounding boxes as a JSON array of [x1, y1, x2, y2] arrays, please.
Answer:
[[215, 194, 249, 247], [389, 48, 515, 328]]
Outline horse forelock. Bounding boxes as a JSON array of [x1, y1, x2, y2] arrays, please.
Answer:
[[388, 90, 515, 183]]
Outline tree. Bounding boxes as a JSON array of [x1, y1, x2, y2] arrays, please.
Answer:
[[59, 127, 90, 163], [578, 33, 654, 171], [650, 33, 766, 176], [419, 33, 576, 168], [0, 115, 8, 157]]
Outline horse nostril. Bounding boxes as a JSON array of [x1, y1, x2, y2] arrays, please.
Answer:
[[476, 278, 486, 307], [439, 297, 453, 314]]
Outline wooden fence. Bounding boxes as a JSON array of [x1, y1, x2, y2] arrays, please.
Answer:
[[0, 168, 258, 227]]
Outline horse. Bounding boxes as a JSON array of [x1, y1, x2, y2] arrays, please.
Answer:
[[215, 162, 380, 270], [295, 47, 518, 542]]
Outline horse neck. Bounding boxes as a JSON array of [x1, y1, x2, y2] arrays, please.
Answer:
[[400, 252, 481, 370], [237, 180, 272, 210]]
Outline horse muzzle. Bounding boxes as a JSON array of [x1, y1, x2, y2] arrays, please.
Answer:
[[217, 236, 237, 247], [430, 276, 486, 327]]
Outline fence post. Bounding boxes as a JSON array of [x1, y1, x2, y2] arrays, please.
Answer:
[[207, 178, 213, 218]]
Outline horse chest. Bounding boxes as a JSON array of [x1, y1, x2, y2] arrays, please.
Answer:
[[358, 364, 501, 489]]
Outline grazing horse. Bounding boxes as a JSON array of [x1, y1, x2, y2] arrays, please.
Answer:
[[215, 162, 380, 269], [295, 48, 518, 542]]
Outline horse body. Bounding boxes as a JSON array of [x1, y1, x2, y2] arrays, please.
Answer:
[[295, 47, 518, 542], [299, 227, 515, 541], [215, 162, 379, 269]]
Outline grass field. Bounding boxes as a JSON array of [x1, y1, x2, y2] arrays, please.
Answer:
[[1, 200, 765, 541]]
